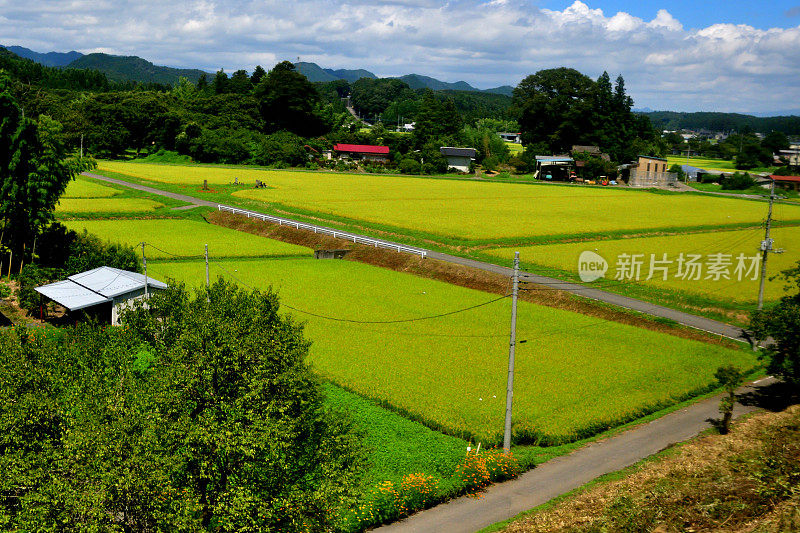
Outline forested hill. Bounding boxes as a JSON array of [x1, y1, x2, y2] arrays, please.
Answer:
[[6, 45, 82, 67], [67, 53, 209, 85], [645, 111, 800, 135]]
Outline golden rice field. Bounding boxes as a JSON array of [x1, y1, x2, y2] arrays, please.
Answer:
[[482, 226, 800, 304], [96, 161, 800, 241], [148, 255, 756, 444], [665, 156, 737, 172], [56, 197, 165, 213], [62, 177, 121, 198], [64, 219, 311, 259]]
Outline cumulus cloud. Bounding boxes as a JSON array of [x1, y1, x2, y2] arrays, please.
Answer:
[[0, 0, 798, 113]]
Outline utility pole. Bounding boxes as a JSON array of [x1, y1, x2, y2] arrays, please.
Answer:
[[141, 242, 149, 299], [205, 244, 210, 302], [80, 134, 84, 158], [503, 251, 520, 453], [205, 244, 210, 289], [758, 178, 777, 309]]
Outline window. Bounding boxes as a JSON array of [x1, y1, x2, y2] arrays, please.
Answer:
[[646, 162, 651, 172]]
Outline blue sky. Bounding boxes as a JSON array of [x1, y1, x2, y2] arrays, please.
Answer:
[[1, 0, 799, 114], [540, 0, 800, 30]]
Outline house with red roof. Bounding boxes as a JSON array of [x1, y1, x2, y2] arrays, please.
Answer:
[[770, 174, 800, 192], [332, 143, 390, 163]]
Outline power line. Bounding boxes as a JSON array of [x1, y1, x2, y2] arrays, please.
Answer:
[[208, 258, 510, 324]]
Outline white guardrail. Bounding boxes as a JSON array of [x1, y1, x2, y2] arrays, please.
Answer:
[[218, 205, 428, 258]]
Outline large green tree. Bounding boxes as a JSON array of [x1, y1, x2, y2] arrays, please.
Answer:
[[751, 262, 800, 386], [0, 280, 365, 530], [0, 75, 93, 263], [513, 67, 660, 162], [254, 61, 328, 137]]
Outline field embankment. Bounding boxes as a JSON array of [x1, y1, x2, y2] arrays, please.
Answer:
[[495, 401, 800, 533]]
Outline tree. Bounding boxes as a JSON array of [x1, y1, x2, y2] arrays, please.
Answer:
[[512, 67, 594, 153], [0, 280, 365, 530], [228, 69, 252, 94], [714, 365, 744, 434], [751, 261, 800, 386], [412, 90, 463, 147], [213, 68, 228, 94], [512, 68, 657, 162], [0, 75, 93, 264], [254, 61, 328, 137], [250, 65, 266, 87], [762, 130, 789, 155]]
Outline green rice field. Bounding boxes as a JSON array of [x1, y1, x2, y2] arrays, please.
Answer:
[[95, 161, 800, 242], [143, 253, 756, 444], [482, 226, 800, 305], [62, 177, 121, 198], [64, 219, 310, 259], [665, 156, 737, 172], [56, 197, 165, 213]]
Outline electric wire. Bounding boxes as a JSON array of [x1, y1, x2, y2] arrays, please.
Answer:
[[208, 257, 511, 325]]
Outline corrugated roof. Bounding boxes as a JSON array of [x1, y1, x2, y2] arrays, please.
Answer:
[[535, 156, 574, 162], [35, 267, 167, 311], [69, 267, 167, 298], [35, 280, 110, 311], [332, 144, 390, 155], [771, 175, 800, 183], [440, 147, 477, 158]]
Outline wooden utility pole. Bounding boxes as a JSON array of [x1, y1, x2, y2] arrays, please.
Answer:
[[205, 244, 210, 289], [142, 242, 149, 299], [503, 251, 520, 453], [758, 178, 776, 310]]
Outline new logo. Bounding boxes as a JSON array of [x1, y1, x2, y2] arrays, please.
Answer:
[[578, 251, 608, 283]]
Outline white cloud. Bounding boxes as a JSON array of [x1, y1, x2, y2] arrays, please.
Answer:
[[0, 0, 798, 112]]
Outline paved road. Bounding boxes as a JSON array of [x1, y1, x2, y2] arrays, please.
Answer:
[[376, 376, 777, 533], [84, 172, 749, 343]]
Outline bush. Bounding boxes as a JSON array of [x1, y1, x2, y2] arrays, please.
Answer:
[[399, 158, 421, 174], [64, 230, 140, 276], [721, 172, 756, 190], [17, 264, 64, 312], [0, 281, 366, 530]]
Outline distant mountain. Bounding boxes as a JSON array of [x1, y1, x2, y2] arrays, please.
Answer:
[[297, 61, 509, 95], [324, 67, 376, 83], [484, 85, 514, 97], [397, 73, 477, 92], [6, 45, 83, 67], [295, 62, 339, 83], [296, 62, 377, 83], [67, 53, 208, 85], [644, 111, 800, 135]]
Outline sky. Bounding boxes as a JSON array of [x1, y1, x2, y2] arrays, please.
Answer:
[[1, 0, 799, 114]]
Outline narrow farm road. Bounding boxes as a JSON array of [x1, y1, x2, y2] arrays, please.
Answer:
[[83, 172, 748, 342], [376, 377, 778, 533]]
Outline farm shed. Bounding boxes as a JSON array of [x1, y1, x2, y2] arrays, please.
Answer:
[[35, 266, 167, 325], [628, 155, 677, 188], [440, 147, 477, 172], [498, 132, 522, 143], [770, 174, 800, 192], [534, 155, 574, 180], [332, 143, 390, 163]]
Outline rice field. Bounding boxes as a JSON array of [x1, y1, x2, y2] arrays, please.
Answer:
[[63, 219, 311, 259], [665, 156, 737, 172], [62, 177, 121, 198], [95, 161, 800, 242], [56, 197, 165, 213], [146, 255, 756, 444], [482, 226, 800, 304]]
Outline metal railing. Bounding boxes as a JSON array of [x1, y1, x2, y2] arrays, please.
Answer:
[[217, 205, 428, 258]]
